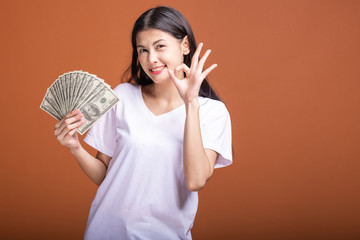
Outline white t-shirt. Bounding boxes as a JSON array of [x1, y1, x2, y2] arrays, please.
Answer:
[[83, 83, 232, 240]]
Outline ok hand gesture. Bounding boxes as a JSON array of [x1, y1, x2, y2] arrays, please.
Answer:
[[168, 43, 217, 104]]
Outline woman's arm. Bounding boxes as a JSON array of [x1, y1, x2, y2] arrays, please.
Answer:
[[183, 99, 218, 191], [168, 42, 219, 191], [69, 147, 110, 186], [54, 109, 111, 186]]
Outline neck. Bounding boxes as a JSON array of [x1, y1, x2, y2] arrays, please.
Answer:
[[145, 79, 182, 103]]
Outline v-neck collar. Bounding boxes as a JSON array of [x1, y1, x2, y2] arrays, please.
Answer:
[[136, 85, 185, 121]]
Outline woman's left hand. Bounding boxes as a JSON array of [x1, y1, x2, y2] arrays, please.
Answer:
[[168, 43, 217, 104]]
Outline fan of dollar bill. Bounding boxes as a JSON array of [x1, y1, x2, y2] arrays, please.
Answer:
[[40, 70, 120, 135]]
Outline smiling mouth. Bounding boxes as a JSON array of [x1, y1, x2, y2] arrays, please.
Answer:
[[150, 65, 166, 73]]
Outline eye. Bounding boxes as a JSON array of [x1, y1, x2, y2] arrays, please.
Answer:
[[138, 48, 147, 53], [156, 44, 165, 49]]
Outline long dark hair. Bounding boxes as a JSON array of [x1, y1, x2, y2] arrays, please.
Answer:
[[122, 6, 221, 101]]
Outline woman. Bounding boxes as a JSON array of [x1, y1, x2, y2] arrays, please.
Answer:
[[54, 6, 232, 240]]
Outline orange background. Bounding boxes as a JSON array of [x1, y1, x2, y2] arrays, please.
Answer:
[[1, 0, 360, 239]]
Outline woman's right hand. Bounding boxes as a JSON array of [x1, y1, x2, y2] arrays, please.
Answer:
[[54, 109, 86, 150]]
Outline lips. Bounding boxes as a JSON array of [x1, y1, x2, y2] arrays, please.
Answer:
[[150, 65, 166, 74]]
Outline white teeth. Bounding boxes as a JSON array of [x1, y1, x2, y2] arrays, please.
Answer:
[[151, 66, 165, 72]]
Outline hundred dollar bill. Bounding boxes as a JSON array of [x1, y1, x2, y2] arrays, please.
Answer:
[[77, 85, 119, 135]]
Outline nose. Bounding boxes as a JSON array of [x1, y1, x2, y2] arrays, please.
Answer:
[[148, 49, 158, 63]]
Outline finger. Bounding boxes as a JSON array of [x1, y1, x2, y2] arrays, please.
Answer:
[[55, 112, 83, 136], [200, 64, 218, 79], [198, 49, 212, 71], [168, 68, 178, 80], [168, 68, 181, 87], [175, 63, 190, 76], [55, 119, 64, 130], [65, 128, 78, 139], [54, 109, 81, 132], [191, 42, 203, 69], [62, 128, 79, 145], [64, 109, 81, 119], [57, 118, 86, 140], [55, 112, 82, 136]]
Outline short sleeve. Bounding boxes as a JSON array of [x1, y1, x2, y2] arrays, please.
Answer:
[[84, 106, 118, 157], [201, 101, 233, 169]]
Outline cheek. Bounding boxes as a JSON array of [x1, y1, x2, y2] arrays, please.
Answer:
[[137, 57, 148, 72], [164, 52, 184, 68], [137, 55, 144, 66]]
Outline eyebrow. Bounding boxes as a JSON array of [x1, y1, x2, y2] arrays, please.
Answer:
[[136, 39, 166, 48]]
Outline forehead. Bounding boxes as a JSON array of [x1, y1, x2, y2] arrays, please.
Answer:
[[136, 29, 177, 45]]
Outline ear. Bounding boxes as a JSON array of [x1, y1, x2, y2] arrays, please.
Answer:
[[182, 36, 190, 55]]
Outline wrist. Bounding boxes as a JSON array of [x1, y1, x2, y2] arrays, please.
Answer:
[[185, 97, 200, 111], [69, 145, 82, 155]]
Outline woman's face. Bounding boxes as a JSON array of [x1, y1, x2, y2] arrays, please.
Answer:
[[136, 28, 189, 84]]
